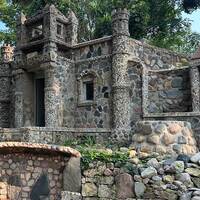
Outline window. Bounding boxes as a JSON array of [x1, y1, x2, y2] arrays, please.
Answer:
[[84, 81, 94, 101], [77, 71, 97, 106], [31, 25, 43, 38], [57, 24, 62, 35]]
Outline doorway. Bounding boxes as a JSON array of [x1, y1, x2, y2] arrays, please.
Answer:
[[35, 78, 45, 127]]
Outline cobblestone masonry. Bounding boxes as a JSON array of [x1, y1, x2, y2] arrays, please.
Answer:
[[0, 5, 200, 147], [1, 4, 200, 200], [0, 142, 80, 200]]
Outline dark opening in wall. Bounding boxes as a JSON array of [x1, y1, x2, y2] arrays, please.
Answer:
[[57, 24, 62, 35], [85, 81, 94, 101]]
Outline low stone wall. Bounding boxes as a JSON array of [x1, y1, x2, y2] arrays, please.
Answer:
[[0, 127, 110, 145], [132, 121, 198, 155], [0, 142, 80, 200], [81, 150, 200, 200]]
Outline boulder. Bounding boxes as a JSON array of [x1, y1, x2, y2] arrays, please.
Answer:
[[63, 157, 81, 192], [115, 173, 135, 199]]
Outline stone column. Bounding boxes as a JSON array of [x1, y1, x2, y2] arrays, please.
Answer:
[[13, 69, 25, 128], [66, 10, 79, 45], [43, 64, 61, 127], [16, 12, 26, 46], [190, 66, 200, 112], [111, 9, 131, 143]]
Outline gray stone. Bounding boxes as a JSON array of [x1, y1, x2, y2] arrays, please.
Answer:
[[115, 173, 135, 199], [165, 89, 183, 99], [171, 161, 185, 173], [192, 177, 200, 188], [191, 152, 200, 164], [191, 197, 200, 200], [147, 158, 160, 169], [171, 77, 183, 88], [30, 174, 50, 200], [185, 168, 200, 177], [82, 183, 97, 197], [180, 192, 192, 200], [176, 173, 192, 187], [141, 167, 157, 178], [98, 185, 111, 198], [63, 157, 81, 192], [134, 182, 146, 198]]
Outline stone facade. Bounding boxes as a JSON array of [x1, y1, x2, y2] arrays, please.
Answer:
[[0, 5, 200, 146], [1, 3, 200, 199]]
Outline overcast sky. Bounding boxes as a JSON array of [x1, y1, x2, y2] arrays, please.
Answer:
[[0, 10, 200, 33]]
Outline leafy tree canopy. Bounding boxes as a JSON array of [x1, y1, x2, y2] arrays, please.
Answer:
[[0, 0, 200, 54]]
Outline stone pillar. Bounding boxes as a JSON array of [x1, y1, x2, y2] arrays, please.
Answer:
[[43, 4, 57, 40], [13, 69, 25, 128], [16, 12, 27, 47], [43, 64, 61, 127], [66, 10, 79, 45], [190, 66, 200, 112], [111, 9, 131, 143]]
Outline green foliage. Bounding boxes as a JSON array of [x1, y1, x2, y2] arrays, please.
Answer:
[[64, 137, 129, 170], [79, 147, 129, 170]]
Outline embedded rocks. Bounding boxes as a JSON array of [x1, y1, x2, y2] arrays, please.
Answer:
[[132, 121, 197, 155], [115, 173, 135, 198], [81, 150, 200, 200], [141, 167, 157, 178]]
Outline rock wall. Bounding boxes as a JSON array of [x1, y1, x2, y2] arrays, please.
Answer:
[[132, 121, 197, 155], [74, 57, 112, 129], [129, 39, 189, 70], [148, 69, 192, 113], [81, 150, 200, 200]]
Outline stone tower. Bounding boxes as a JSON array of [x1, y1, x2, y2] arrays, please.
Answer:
[[111, 9, 131, 143]]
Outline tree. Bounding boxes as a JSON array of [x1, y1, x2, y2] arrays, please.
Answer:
[[182, 0, 200, 13], [0, 0, 199, 54]]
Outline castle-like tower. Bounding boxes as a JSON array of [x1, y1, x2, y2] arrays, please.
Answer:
[[0, 4, 200, 149]]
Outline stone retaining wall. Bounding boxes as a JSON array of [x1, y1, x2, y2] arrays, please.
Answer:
[[81, 151, 200, 200]]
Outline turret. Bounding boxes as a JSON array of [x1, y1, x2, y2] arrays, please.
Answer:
[[111, 8, 131, 144], [1, 44, 14, 63]]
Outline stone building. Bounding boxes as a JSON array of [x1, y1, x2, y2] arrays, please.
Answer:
[[1, 3, 200, 200], [0, 4, 200, 149]]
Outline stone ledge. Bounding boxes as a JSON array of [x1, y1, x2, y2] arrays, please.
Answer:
[[144, 112, 200, 118], [73, 36, 112, 49], [0, 142, 81, 157]]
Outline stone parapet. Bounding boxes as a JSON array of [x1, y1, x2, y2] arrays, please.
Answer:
[[0, 127, 111, 145]]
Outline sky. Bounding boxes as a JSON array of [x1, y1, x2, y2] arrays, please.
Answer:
[[0, 10, 200, 32], [182, 10, 200, 33]]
